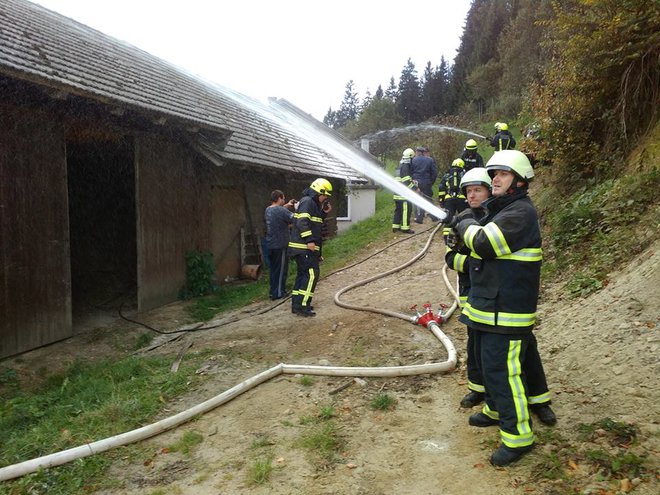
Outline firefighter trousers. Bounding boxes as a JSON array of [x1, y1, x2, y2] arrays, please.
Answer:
[[475, 331, 535, 449], [392, 199, 413, 231], [291, 251, 320, 310]]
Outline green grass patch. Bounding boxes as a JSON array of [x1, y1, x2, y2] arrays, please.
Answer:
[[168, 430, 204, 456], [298, 421, 344, 465], [246, 453, 274, 486], [370, 392, 396, 411], [540, 168, 659, 296], [0, 355, 207, 494], [299, 376, 314, 387]]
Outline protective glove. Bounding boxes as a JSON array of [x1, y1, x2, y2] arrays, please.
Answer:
[[446, 208, 474, 229]]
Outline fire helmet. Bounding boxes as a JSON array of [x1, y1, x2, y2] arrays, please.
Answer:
[[452, 158, 465, 168], [499, 122, 509, 131], [486, 150, 534, 182], [460, 167, 492, 195], [465, 139, 478, 150], [402, 148, 415, 159], [310, 178, 333, 196]]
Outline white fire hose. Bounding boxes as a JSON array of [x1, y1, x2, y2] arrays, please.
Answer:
[[0, 224, 459, 482]]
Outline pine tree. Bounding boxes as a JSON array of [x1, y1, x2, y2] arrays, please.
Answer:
[[396, 59, 422, 123], [385, 77, 398, 100], [335, 80, 360, 128]]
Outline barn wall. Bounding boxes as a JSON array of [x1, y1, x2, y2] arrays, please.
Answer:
[[135, 133, 213, 312], [0, 102, 72, 358]]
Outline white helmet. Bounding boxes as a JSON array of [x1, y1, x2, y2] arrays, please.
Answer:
[[460, 167, 492, 195], [486, 150, 534, 182], [402, 148, 415, 159]]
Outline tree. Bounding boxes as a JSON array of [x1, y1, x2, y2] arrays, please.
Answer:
[[341, 97, 403, 140], [528, 0, 660, 181], [334, 80, 361, 129], [374, 85, 384, 100], [396, 58, 422, 123], [323, 107, 337, 128], [385, 77, 398, 100]]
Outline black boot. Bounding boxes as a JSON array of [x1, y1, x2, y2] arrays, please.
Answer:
[[490, 444, 534, 466], [530, 404, 557, 426], [293, 306, 316, 317], [460, 391, 485, 408], [468, 412, 499, 427]]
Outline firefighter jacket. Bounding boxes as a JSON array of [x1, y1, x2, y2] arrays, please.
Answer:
[[490, 130, 516, 151], [288, 188, 327, 256], [455, 191, 542, 334], [393, 158, 416, 200], [438, 166, 466, 201], [444, 207, 485, 307], [460, 149, 484, 171]]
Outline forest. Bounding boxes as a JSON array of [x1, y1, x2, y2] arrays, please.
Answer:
[[324, 0, 659, 188]]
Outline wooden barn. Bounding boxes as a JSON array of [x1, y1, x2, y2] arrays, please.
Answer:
[[0, 0, 378, 358]]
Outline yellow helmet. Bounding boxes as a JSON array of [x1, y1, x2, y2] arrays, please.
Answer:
[[499, 122, 509, 131], [402, 148, 415, 159], [494, 122, 503, 131], [452, 158, 465, 168], [486, 150, 534, 182], [310, 178, 333, 196], [465, 139, 478, 150]]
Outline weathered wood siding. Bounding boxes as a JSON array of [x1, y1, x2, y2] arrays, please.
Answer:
[[135, 134, 212, 312], [0, 103, 72, 358]]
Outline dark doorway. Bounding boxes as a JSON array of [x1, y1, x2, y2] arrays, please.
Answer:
[[66, 137, 137, 329]]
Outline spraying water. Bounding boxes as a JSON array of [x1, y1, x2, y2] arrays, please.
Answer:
[[361, 123, 485, 141], [198, 79, 482, 222]]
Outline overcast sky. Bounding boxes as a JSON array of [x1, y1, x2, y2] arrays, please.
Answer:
[[32, 0, 471, 121]]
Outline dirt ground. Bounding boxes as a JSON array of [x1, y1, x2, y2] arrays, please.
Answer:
[[7, 220, 659, 495]]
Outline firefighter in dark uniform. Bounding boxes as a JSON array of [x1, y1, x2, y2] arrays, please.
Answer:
[[452, 150, 554, 466], [288, 178, 332, 317], [490, 122, 516, 151], [448, 167, 557, 419], [444, 168, 491, 408], [438, 158, 468, 243], [461, 139, 484, 171], [392, 148, 417, 234]]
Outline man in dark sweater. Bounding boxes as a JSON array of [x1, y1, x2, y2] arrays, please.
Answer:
[[264, 190, 295, 300]]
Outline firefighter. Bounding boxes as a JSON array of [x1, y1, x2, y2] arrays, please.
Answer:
[[392, 148, 416, 234], [447, 168, 557, 419], [451, 150, 554, 466], [490, 122, 517, 151], [460, 139, 484, 171], [288, 178, 332, 317], [438, 158, 468, 243], [444, 168, 491, 408]]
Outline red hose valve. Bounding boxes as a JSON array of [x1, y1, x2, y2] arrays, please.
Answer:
[[415, 303, 438, 327]]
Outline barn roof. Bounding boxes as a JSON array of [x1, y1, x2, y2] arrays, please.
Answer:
[[0, 0, 370, 182]]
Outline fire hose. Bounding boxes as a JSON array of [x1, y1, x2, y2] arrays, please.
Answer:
[[0, 223, 460, 482]]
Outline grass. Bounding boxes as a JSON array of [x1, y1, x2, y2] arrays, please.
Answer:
[[168, 430, 204, 456], [299, 421, 344, 465], [538, 167, 659, 297], [299, 375, 314, 387], [0, 354, 208, 495], [370, 392, 396, 411], [246, 454, 274, 485]]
